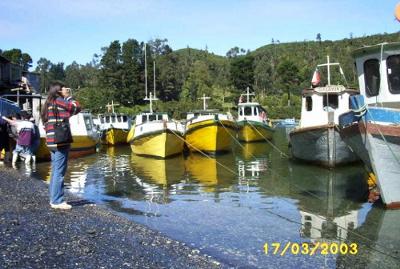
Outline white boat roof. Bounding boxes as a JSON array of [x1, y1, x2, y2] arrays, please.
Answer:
[[302, 85, 359, 96], [238, 102, 260, 106]]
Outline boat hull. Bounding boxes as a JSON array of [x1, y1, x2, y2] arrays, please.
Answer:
[[340, 121, 400, 208], [101, 128, 129, 146], [289, 125, 359, 168], [185, 120, 236, 153], [36, 136, 98, 161], [237, 121, 274, 142], [130, 130, 184, 158]]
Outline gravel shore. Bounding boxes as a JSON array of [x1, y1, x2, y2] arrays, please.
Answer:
[[0, 168, 225, 269]]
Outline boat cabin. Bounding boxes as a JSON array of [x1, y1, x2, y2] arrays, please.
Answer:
[[353, 42, 400, 108], [98, 113, 131, 130], [237, 103, 268, 122], [135, 112, 169, 125], [300, 85, 358, 128]]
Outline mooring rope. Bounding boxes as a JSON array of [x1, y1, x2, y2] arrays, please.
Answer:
[[245, 120, 289, 158]]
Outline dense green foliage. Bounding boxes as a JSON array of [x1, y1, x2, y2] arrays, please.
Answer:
[[2, 32, 400, 119]]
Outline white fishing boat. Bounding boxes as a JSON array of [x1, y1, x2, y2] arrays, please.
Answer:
[[339, 42, 400, 208], [1, 94, 99, 161], [127, 45, 184, 158], [185, 94, 236, 153], [289, 56, 359, 167], [236, 88, 274, 142]]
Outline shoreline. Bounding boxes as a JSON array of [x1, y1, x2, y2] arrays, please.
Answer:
[[0, 167, 224, 268]]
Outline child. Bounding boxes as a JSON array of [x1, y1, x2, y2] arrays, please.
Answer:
[[2, 112, 35, 165]]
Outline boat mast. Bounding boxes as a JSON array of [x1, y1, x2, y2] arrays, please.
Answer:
[[327, 56, 330, 86], [144, 43, 148, 99], [153, 60, 156, 98]]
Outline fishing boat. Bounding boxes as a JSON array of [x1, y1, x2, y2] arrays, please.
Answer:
[[185, 94, 236, 153], [97, 101, 131, 146], [237, 88, 274, 142], [127, 46, 184, 158], [1, 94, 99, 161], [289, 56, 359, 167], [37, 110, 99, 160], [338, 43, 400, 208]]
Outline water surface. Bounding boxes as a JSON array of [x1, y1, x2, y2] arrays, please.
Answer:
[[32, 127, 400, 268]]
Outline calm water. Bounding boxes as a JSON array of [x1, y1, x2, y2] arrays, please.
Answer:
[[30, 127, 400, 268]]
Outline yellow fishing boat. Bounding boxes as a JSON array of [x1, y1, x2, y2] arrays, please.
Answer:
[[127, 94, 185, 158], [94, 101, 131, 146], [185, 94, 236, 153], [96, 113, 131, 146], [237, 88, 274, 142]]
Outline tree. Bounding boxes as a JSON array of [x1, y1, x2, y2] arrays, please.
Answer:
[[254, 56, 273, 96], [65, 61, 84, 89], [1, 49, 32, 70], [48, 62, 66, 82], [100, 40, 123, 103], [120, 38, 143, 105], [229, 55, 254, 93], [35, 57, 52, 92], [276, 59, 300, 106], [316, 33, 322, 44], [181, 60, 212, 101]]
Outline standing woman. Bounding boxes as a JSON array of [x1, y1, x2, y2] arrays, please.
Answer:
[[41, 82, 81, 210]]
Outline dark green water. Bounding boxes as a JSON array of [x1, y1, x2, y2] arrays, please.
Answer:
[[32, 127, 400, 268]]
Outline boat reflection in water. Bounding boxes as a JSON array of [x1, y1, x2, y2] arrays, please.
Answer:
[[295, 168, 368, 244], [336, 207, 400, 268], [184, 153, 236, 193], [236, 143, 269, 183]]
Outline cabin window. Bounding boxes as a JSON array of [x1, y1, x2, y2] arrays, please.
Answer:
[[149, 115, 157, 121], [387, 55, 400, 94], [111, 115, 116, 123], [364, 59, 380, 97], [84, 116, 93, 131], [142, 115, 147, 123], [244, 106, 252, 116], [254, 107, 259, 116], [105, 116, 110, 123], [100, 117, 104, 124], [323, 94, 339, 110], [122, 115, 128, 122], [239, 108, 243, 116], [305, 96, 312, 111]]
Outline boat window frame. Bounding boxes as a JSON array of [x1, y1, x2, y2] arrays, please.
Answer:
[[386, 54, 400, 94], [363, 58, 380, 97], [323, 94, 339, 110], [244, 106, 252, 116], [305, 96, 313, 111]]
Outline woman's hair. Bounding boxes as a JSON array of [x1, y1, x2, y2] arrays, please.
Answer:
[[41, 81, 64, 123]]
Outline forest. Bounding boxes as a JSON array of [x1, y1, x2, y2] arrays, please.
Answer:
[[1, 32, 400, 119]]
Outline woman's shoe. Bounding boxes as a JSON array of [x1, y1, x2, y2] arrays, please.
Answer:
[[50, 202, 72, 210]]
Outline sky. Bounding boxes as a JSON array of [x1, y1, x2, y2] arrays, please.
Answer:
[[1, 0, 400, 67]]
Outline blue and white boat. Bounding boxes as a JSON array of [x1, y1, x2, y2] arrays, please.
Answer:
[[339, 43, 400, 209]]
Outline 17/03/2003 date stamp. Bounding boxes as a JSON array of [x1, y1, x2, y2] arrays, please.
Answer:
[[264, 242, 358, 256]]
